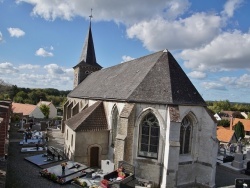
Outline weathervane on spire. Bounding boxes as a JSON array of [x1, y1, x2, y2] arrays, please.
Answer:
[[89, 8, 93, 24]]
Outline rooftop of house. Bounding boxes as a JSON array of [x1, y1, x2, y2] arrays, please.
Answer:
[[12, 102, 37, 116], [231, 118, 250, 131], [217, 126, 236, 143], [65, 101, 108, 132], [37, 101, 52, 106]]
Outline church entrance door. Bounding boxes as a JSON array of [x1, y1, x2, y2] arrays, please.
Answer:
[[90, 146, 99, 167]]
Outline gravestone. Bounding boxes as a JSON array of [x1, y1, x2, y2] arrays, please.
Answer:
[[232, 153, 244, 169], [40, 121, 47, 131], [101, 160, 114, 174], [244, 150, 250, 167]]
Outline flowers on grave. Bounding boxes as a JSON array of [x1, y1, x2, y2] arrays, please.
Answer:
[[73, 178, 87, 187], [61, 162, 67, 171], [89, 185, 99, 188], [50, 173, 58, 182], [61, 162, 67, 167], [40, 169, 49, 177], [117, 166, 125, 179], [101, 179, 109, 186], [57, 177, 65, 184]]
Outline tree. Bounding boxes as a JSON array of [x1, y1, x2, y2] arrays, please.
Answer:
[[208, 100, 231, 113], [217, 119, 230, 127], [234, 121, 245, 139], [40, 104, 50, 119]]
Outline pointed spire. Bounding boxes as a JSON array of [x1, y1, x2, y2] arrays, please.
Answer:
[[77, 9, 102, 68]]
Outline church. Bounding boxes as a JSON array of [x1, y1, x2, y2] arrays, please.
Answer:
[[62, 21, 218, 187]]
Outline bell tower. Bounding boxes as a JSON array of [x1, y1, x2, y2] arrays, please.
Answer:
[[73, 10, 102, 88]]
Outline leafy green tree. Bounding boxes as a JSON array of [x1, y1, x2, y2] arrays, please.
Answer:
[[234, 121, 245, 139], [217, 119, 230, 127], [40, 104, 50, 119], [0, 79, 11, 98], [9, 85, 19, 100], [208, 100, 231, 113]]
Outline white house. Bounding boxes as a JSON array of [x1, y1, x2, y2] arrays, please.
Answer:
[[12, 102, 44, 119], [37, 100, 57, 119], [214, 113, 221, 121]]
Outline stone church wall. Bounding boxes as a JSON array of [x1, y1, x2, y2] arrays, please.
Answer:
[[175, 106, 217, 187], [64, 126, 76, 161], [74, 130, 109, 166]]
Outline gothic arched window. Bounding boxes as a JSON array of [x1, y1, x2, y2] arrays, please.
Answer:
[[111, 106, 119, 147], [179, 116, 192, 154], [139, 112, 159, 159]]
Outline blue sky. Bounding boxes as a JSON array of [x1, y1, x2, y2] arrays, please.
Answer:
[[0, 0, 250, 103]]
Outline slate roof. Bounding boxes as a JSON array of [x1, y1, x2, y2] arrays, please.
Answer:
[[69, 50, 206, 106], [74, 24, 102, 69], [65, 101, 108, 132]]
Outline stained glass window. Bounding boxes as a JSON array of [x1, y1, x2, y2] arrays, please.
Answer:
[[111, 106, 119, 147], [139, 113, 159, 158], [179, 116, 192, 154]]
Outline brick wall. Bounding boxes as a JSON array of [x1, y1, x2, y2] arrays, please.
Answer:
[[0, 119, 5, 156], [0, 101, 12, 157]]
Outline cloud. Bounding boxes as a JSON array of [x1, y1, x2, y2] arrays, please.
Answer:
[[0, 63, 73, 90], [236, 74, 250, 88], [180, 30, 250, 72], [201, 82, 227, 90], [7, 27, 25, 38], [221, 0, 243, 18], [220, 76, 237, 85], [16, 0, 190, 24], [44, 64, 65, 75], [188, 71, 206, 79], [121, 55, 135, 63], [127, 13, 221, 51], [0, 62, 19, 74], [19, 64, 40, 69], [162, 0, 191, 20], [0, 32, 3, 42], [35, 47, 54, 57]]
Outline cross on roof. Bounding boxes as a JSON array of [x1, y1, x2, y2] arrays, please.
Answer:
[[89, 8, 93, 24]]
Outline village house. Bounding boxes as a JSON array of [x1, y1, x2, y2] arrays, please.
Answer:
[[230, 117, 250, 137], [62, 23, 218, 187], [12, 102, 45, 121], [37, 100, 57, 119], [216, 126, 237, 147]]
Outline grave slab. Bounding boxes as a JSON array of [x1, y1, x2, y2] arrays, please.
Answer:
[[25, 154, 64, 167], [21, 147, 47, 153], [40, 161, 90, 184]]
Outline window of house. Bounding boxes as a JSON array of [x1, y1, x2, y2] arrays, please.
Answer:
[[138, 112, 159, 159], [111, 106, 119, 147], [179, 116, 192, 154]]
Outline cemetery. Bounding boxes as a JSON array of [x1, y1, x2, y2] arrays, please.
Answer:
[[11, 122, 154, 188], [217, 138, 250, 174]]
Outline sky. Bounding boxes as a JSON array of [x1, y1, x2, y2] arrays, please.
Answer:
[[0, 0, 250, 103]]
